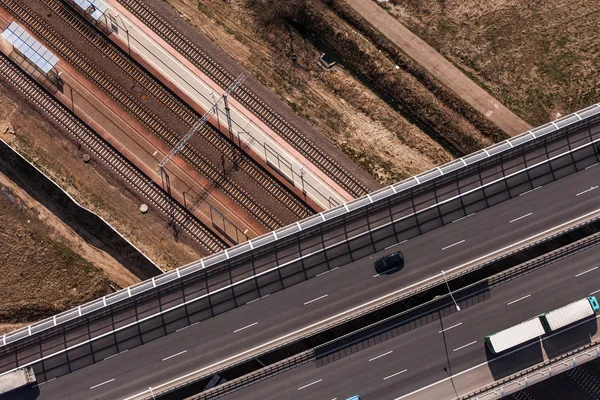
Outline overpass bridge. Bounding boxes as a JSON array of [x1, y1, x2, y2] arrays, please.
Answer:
[[2, 103, 600, 399]]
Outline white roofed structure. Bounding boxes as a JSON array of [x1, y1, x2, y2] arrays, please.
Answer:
[[486, 318, 545, 354], [2, 22, 59, 73], [542, 298, 594, 331]]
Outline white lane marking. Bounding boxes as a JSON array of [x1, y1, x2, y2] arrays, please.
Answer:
[[369, 350, 393, 362], [233, 322, 258, 333], [452, 213, 475, 223], [385, 240, 408, 249], [32, 377, 56, 388], [15, 137, 600, 363], [384, 369, 408, 380], [162, 350, 187, 361], [104, 349, 128, 360], [576, 266, 598, 278], [316, 267, 339, 277], [519, 186, 542, 196], [438, 322, 462, 334], [586, 163, 599, 170], [90, 378, 115, 390], [297, 379, 322, 390], [120, 206, 600, 400], [509, 213, 532, 224], [442, 240, 465, 251], [590, 289, 600, 295], [304, 294, 328, 305], [453, 341, 477, 352], [176, 322, 200, 332], [394, 315, 600, 400], [576, 186, 598, 196], [246, 294, 270, 305], [507, 294, 531, 306]]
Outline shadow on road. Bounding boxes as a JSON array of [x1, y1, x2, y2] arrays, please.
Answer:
[[486, 339, 545, 381], [1, 384, 40, 399], [543, 317, 597, 360]]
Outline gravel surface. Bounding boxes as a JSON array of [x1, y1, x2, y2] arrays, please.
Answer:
[[121, 0, 381, 192], [21, 0, 307, 227]]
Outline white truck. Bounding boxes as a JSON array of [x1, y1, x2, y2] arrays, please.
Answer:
[[0, 367, 36, 395], [484, 317, 546, 354], [540, 296, 600, 332]]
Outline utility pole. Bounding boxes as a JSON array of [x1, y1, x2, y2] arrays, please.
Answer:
[[442, 270, 460, 311], [158, 74, 246, 173]]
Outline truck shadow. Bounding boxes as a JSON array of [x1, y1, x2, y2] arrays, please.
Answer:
[[486, 317, 598, 381], [486, 339, 544, 381], [0, 384, 40, 399], [542, 317, 598, 360]]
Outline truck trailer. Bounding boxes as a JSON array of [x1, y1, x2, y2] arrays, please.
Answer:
[[540, 296, 600, 332], [484, 317, 546, 354], [0, 367, 36, 395]]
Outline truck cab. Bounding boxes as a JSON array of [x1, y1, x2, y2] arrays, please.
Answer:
[[346, 396, 361, 400], [588, 296, 600, 312]]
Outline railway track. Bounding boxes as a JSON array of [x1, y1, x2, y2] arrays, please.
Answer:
[[1, 0, 306, 232], [48, 0, 314, 223], [0, 52, 227, 254], [117, 0, 370, 199]]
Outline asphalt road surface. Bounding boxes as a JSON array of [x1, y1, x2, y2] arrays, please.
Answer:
[[224, 242, 600, 400], [6, 152, 600, 399]]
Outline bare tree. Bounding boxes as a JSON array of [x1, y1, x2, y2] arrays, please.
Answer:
[[247, 0, 308, 24]]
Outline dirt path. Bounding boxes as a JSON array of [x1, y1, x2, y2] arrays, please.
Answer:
[[344, 0, 532, 136]]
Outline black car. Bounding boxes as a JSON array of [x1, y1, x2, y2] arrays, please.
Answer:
[[374, 251, 404, 274]]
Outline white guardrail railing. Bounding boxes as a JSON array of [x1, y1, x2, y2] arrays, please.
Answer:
[[2, 103, 600, 348], [463, 342, 600, 399]]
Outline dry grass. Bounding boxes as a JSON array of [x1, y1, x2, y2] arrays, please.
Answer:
[[167, 0, 455, 184], [384, 0, 600, 125], [0, 81, 202, 271], [0, 184, 110, 324]]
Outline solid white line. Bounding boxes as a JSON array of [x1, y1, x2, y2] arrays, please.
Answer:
[[384, 369, 408, 380], [452, 213, 475, 223], [576, 266, 598, 278], [519, 186, 542, 196], [394, 315, 600, 400], [246, 294, 270, 305], [32, 377, 55, 388], [12, 208, 600, 400], [586, 163, 599, 170], [369, 350, 393, 362], [297, 379, 322, 390], [162, 350, 187, 361], [316, 267, 339, 277], [576, 186, 598, 196], [438, 322, 462, 334], [90, 378, 115, 390], [12, 136, 600, 360], [304, 294, 328, 305], [117, 202, 600, 400], [453, 341, 477, 352], [509, 213, 532, 223], [385, 240, 408, 249], [104, 349, 128, 360], [442, 240, 465, 251], [591, 289, 600, 295], [233, 322, 258, 333], [175, 322, 200, 332], [507, 294, 531, 306]]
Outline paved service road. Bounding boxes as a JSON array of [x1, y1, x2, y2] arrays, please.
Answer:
[[224, 242, 600, 400], [11, 154, 600, 400], [344, 0, 532, 136]]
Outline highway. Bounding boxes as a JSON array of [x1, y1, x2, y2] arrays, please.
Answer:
[[223, 240, 600, 400], [7, 148, 600, 400]]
